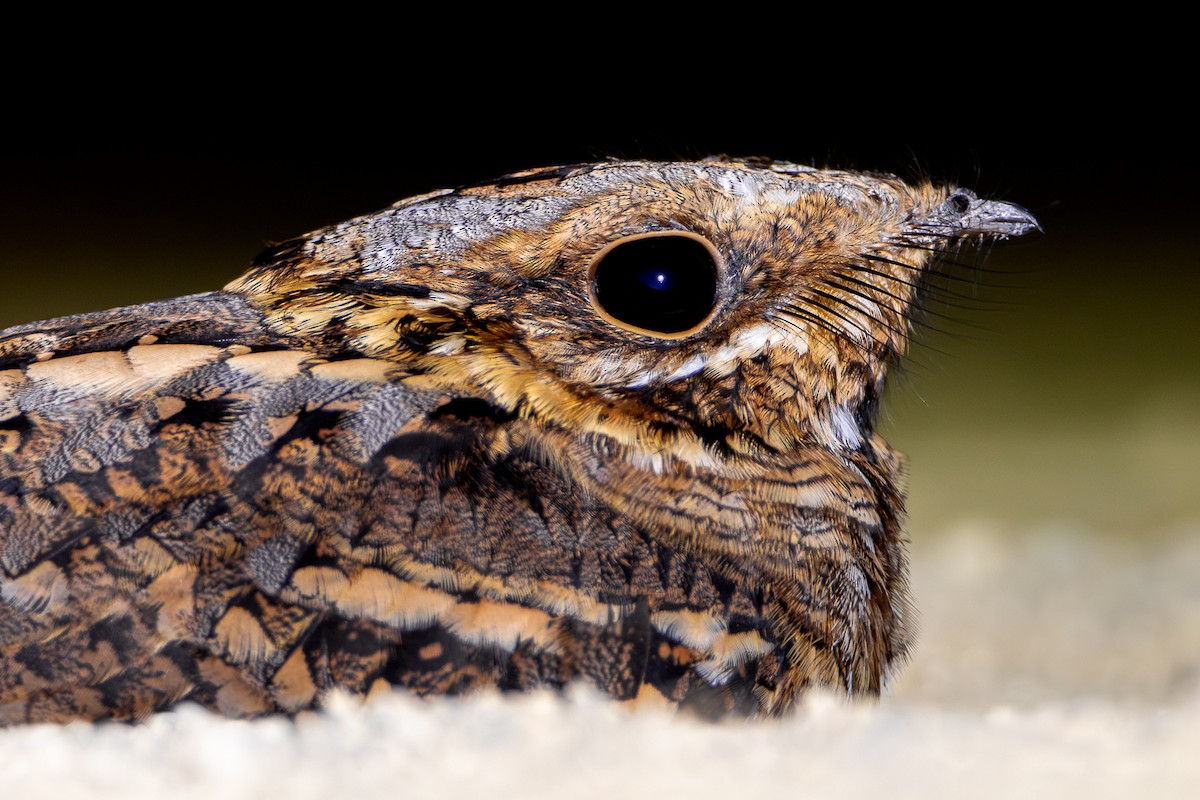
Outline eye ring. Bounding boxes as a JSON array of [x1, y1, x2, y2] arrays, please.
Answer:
[[586, 231, 724, 339]]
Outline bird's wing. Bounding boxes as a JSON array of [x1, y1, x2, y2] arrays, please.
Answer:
[[0, 293, 773, 723]]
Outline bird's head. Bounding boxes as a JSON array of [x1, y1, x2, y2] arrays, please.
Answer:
[[229, 160, 1037, 461]]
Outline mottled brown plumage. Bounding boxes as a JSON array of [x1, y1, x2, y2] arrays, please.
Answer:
[[0, 160, 1037, 724]]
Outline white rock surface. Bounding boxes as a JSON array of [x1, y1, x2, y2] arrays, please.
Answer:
[[3, 521, 1198, 800]]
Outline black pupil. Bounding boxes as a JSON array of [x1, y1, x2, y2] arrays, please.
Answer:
[[591, 236, 718, 334]]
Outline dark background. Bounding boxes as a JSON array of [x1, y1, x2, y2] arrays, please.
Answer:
[[2, 80, 1195, 537]]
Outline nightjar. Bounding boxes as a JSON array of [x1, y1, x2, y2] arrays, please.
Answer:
[[0, 160, 1038, 724]]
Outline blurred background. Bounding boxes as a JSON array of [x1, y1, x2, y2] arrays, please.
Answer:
[[2, 88, 1197, 710]]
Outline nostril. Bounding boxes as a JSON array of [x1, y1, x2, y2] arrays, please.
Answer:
[[948, 192, 972, 214]]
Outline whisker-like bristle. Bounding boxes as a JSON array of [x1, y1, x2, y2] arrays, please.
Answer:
[[844, 259, 1007, 312], [780, 297, 896, 360], [806, 288, 908, 343], [771, 305, 882, 361], [825, 272, 986, 332]]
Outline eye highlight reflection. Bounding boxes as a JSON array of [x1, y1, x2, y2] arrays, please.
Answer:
[[587, 232, 722, 337]]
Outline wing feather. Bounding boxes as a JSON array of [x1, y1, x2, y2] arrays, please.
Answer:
[[1, 293, 777, 723]]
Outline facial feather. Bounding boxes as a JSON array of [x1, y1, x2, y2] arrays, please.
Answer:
[[229, 160, 1033, 456]]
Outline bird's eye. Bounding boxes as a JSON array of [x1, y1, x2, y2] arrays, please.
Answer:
[[587, 232, 721, 337]]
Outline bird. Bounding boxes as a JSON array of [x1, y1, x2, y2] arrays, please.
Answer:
[[0, 159, 1038, 725]]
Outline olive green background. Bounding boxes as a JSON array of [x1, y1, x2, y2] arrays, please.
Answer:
[[2, 114, 1197, 543]]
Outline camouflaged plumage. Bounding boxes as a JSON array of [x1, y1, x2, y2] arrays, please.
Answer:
[[0, 160, 1038, 724]]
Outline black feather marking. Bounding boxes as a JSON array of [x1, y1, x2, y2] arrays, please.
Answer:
[[251, 238, 308, 267], [168, 397, 238, 428], [283, 279, 432, 300], [429, 398, 516, 424], [466, 163, 597, 190], [377, 432, 464, 467]]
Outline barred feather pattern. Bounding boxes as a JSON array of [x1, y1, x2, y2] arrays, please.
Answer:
[[0, 160, 1037, 724]]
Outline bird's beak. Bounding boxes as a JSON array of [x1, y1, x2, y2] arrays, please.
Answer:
[[933, 191, 1043, 240]]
